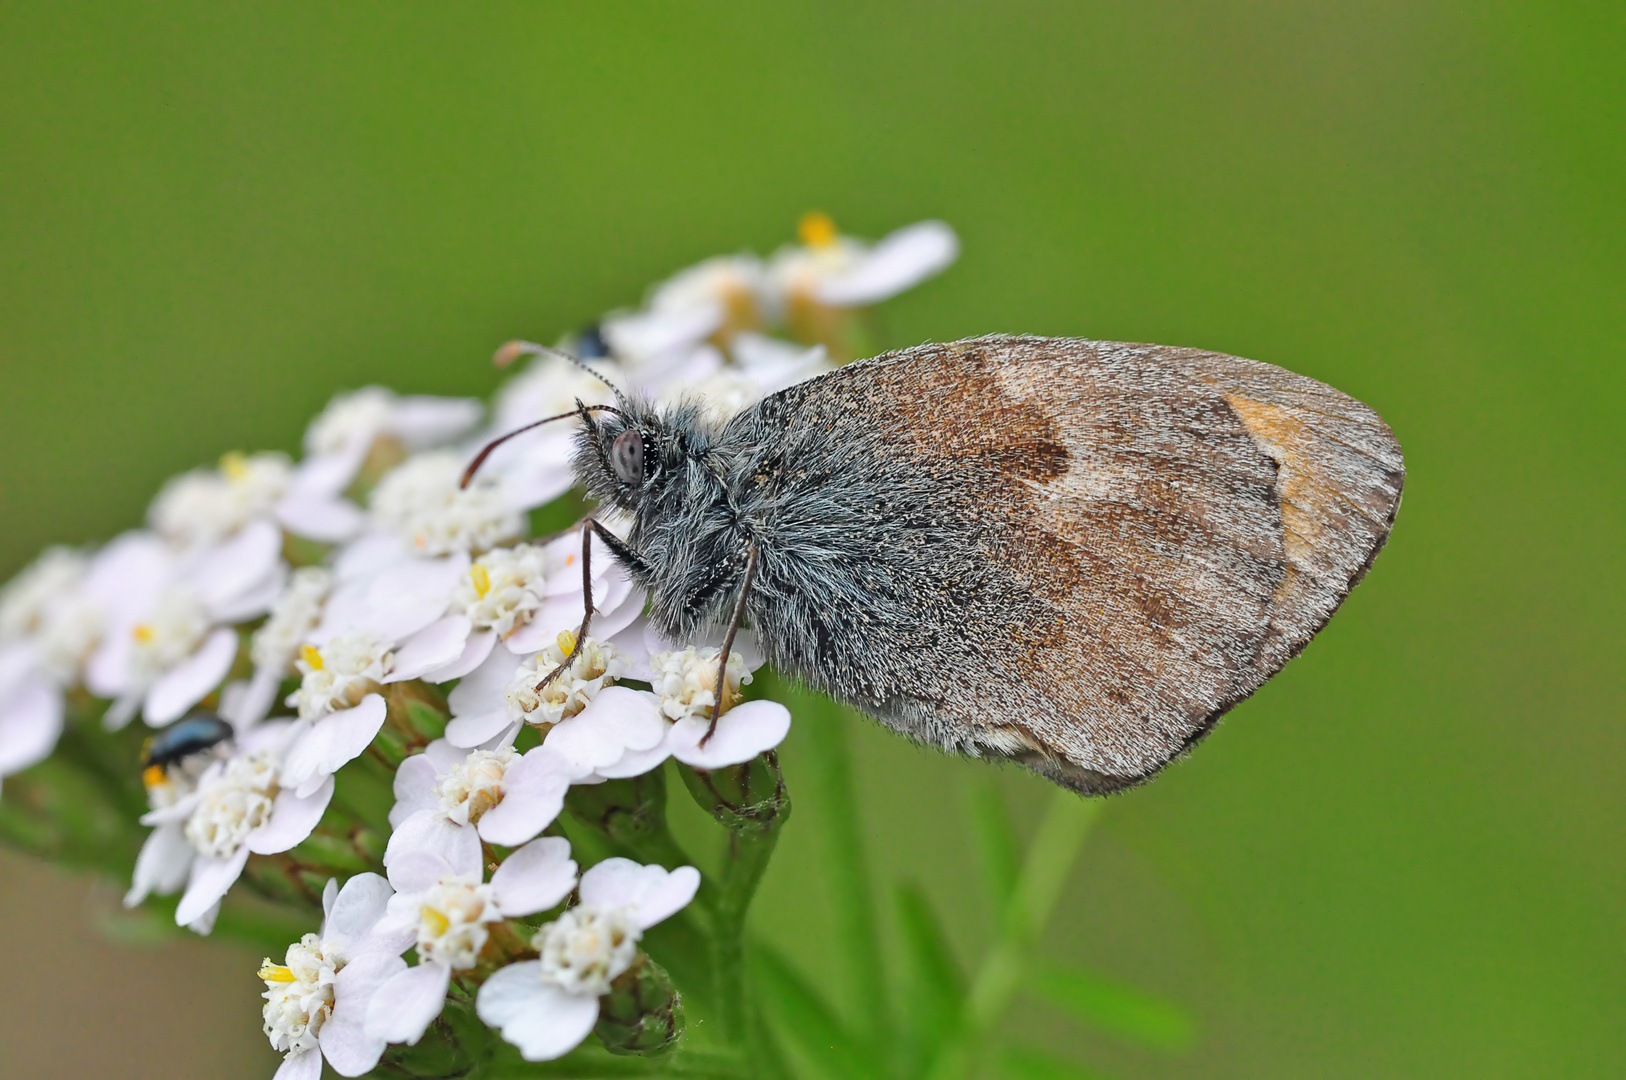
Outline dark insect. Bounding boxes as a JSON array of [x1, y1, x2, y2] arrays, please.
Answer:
[[467, 335, 1404, 794], [571, 322, 612, 360], [142, 713, 234, 772]]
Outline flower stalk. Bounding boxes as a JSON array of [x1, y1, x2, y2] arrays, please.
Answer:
[[680, 749, 790, 1056]]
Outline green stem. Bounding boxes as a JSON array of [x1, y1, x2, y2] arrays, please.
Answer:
[[799, 705, 891, 1045], [712, 818, 782, 1049], [924, 789, 1102, 1080]]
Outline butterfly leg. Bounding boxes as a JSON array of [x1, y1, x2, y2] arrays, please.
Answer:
[[703, 543, 759, 745], [532, 520, 648, 692]]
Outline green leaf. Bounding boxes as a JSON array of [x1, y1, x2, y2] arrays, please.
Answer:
[[1027, 966, 1194, 1052], [895, 881, 965, 1074], [749, 941, 876, 1080], [997, 1046, 1113, 1080], [966, 777, 1020, 907]]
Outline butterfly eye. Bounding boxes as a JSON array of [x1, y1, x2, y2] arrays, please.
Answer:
[[610, 429, 645, 486]]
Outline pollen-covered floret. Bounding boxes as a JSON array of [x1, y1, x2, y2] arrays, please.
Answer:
[[369, 451, 524, 556], [453, 544, 547, 637], [305, 387, 397, 458], [0, 546, 103, 682], [149, 451, 293, 548], [432, 746, 518, 827], [287, 629, 394, 720], [126, 587, 210, 690], [415, 877, 502, 969], [260, 933, 337, 1057], [647, 646, 750, 721], [536, 904, 641, 997], [251, 566, 332, 673], [0, 547, 87, 643], [505, 633, 627, 728], [184, 750, 279, 859]]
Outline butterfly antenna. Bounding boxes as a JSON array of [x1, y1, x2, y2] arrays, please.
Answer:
[[492, 339, 625, 397], [460, 403, 631, 489]]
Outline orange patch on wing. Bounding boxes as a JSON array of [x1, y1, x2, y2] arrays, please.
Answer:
[[1221, 393, 1333, 566]]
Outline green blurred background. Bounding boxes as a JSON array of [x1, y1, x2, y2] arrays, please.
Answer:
[[1, 2, 1621, 1077]]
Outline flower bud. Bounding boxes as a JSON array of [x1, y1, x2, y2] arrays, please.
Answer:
[[564, 767, 669, 848], [679, 749, 790, 832], [594, 953, 684, 1057]]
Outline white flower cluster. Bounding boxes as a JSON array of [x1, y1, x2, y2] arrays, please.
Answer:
[[0, 217, 955, 1073]]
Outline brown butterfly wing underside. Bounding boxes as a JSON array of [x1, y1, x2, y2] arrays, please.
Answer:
[[767, 335, 1403, 793]]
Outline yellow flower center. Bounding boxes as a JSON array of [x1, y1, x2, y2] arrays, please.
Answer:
[[142, 764, 168, 789], [258, 962, 297, 983], [798, 211, 838, 249], [556, 630, 577, 658], [421, 906, 450, 937], [299, 643, 324, 671], [470, 564, 491, 599], [220, 450, 250, 482], [132, 624, 155, 644]]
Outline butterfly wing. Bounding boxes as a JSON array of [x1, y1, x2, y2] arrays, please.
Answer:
[[731, 335, 1403, 793]]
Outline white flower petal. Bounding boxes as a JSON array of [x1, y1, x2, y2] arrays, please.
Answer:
[[447, 645, 522, 717], [248, 774, 334, 855], [276, 493, 366, 543], [189, 519, 284, 611], [140, 789, 203, 827], [332, 531, 409, 581], [103, 692, 142, 731], [814, 219, 959, 305], [243, 717, 301, 756], [142, 627, 238, 727], [272, 1047, 323, 1080], [323, 953, 407, 1076], [84, 531, 173, 624], [591, 739, 672, 781], [383, 810, 481, 889], [282, 694, 387, 798], [390, 396, 483, 448], [185, 900, 221, 935], [477, 962, 601, 1062], [443, 707, 512, 750], [0, 675, 63, 776], [387, 615, 471, 683], [579, 858, 700, 930], [420, 628, 496, 684], [591, 577, 646, 645], [606, 618, 654, 681], [0, 643, 38, 703], [365, 962, 452, 1046], [318, 554, 466, 644], [497, 465, 577, 514], [603, 302, 723, 361], [324, 875, 340, 917], [502, 595, 583, 654], [388, 753, 441, 828], [208, 561, 287, 624], [85, 631, 135, 700], [542, 687, 665, 775], [541, 530, 617, 596], [490, 836, 578, 917], [476, 748, 570, 847], [223, 663, 282, 728], [667, 699, 791, 770], [174, 844, 252, 927], [323, 873, 396, 959], [124, 822, 193, 906], [290, 446, 368, 501]]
